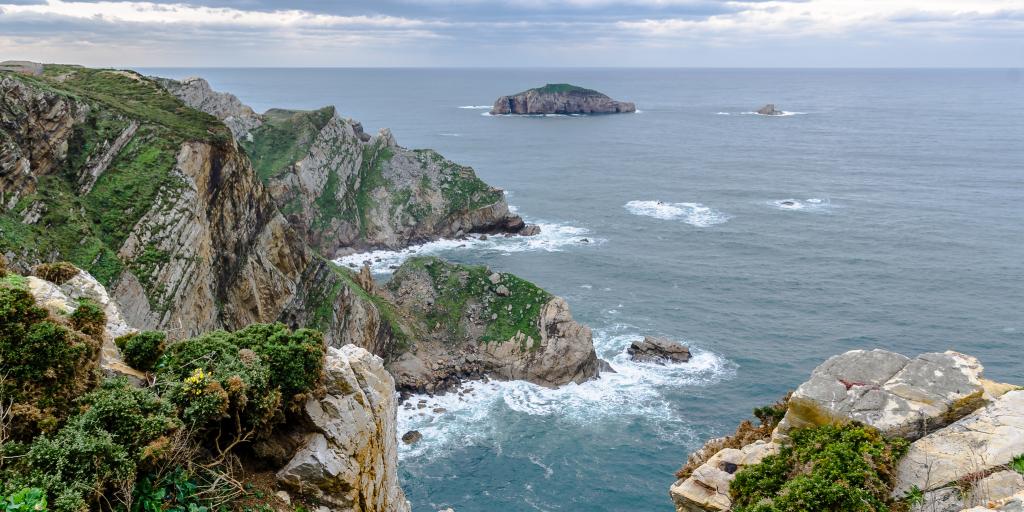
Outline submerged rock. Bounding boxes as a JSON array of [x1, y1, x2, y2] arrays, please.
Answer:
[[757, 104, 783, 115], [490, 84, 635, 115], [627, 336, 691, 364], [402, 430, 423, 445]]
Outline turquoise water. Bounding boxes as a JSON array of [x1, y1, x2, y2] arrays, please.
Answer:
[[145, 68, 1024, 511]]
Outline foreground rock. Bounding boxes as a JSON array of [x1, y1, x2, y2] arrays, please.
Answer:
[[893, 390, 1024, 497], [490, 84, 635, 115], [276, 345, 411, 512], [628, 336, 691, 364], [670, 440, 779, 512], [385, 257, 600, 393], [775, 349, 986, 440], [160, 78, 530, 255], [756, 104, 783, 115]]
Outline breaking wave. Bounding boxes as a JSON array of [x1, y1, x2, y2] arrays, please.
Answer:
[[624, 200, 730, 227]]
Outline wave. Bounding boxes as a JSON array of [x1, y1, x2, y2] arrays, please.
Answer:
[[438, 132, 461, 137], [334, 222, 603, 274], [624, 200, 730, 227], [741, 111, 807, 117], [458, 105, 491, 109], [770, 197, 833, 212], [396, 323, 736, 461]]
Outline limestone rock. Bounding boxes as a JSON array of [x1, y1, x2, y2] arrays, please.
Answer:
[[893, 390, 1024, 497], [775, 349, 986, 440], [912, 488, 964, 512], [669, 440, 780, 512], [491, 84, 636, 115], [277, 345, 410, 512], [628, 336, 691, 364], [155, 76, 263, 139]]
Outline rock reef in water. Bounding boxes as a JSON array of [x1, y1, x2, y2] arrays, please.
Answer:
[[627, 336, 691, 364], [490, 84, 636, 115], [756, 104, 783, 116]]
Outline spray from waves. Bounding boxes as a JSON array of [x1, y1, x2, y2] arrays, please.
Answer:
[[397, 323, 736, 461], [335, 222, 603, 274], [770, 197, 833, 212], [458, 105, 491, 109], [438, 132, 461, 137], [624, 200, 730, 227], [741, 111, 807, 117]]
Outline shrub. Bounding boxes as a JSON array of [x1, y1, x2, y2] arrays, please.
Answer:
[[132, 466, 209, 512], [6, 380, 179, 512], [157, 323, 324, 453], [0, 254, 8, 278], [730, 423, 909, 512], [0, 487, 48, 512], [0, 287, 99, 439], [1012, 454, 1024, 476], [69, 298, 105, 338], [115, 331, 166, 372], [32, 263, 79, 286]]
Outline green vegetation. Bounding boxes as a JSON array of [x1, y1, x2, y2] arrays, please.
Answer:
[[1012, 454, 1024, 476], [69, 298, 106, 338], [241, 107, 335, 181], [0, 488, 48, 512], [115, 331, 167, 372], [391, 257, 552, 346], [730, 423, 909, 512], [33, 262, 80, 285], [520, 83, 601, 95]]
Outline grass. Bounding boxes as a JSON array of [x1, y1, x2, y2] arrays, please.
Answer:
[[391, 257, 552, 346], [519, 83, 602, 96], [241, 107, 335, 181], [0, 273, 28, 289]]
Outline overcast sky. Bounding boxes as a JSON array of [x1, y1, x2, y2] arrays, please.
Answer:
[[1, 0, 1022, 67]]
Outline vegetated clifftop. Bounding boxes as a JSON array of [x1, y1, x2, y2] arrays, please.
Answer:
[[161, 76, 530, 256], [490, 83, 636, 115], [670, 349, 1024, 512]]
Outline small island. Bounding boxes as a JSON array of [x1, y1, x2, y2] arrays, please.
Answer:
[[490, 83, 636, 115]]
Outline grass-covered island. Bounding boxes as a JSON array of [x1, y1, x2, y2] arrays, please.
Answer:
[[489, 83, 636, 115]]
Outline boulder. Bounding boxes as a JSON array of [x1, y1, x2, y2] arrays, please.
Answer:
[[757, 104, 783, 116], [277, 345, 410, 512], [893, 390, 1024, 497], [775, 350, 987, 440], [520, 224, 541, 236], [628, 336, 691, 364], [669, 440, 780, 512], [401, 430, 423, 445]]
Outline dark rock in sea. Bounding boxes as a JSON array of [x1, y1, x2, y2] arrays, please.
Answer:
[[757, 104, 784, 116], [491, 84, 636, 115], [781, 201, 796, 207], [520, 224, 542, 236], [598, 359, 617, 374], [627, 336, 691, 364], [401, 430, 423, 445]]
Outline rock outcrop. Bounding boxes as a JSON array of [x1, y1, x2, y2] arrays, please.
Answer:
[[775, 349, 986, 440], [670, 349, 1021, 512], [384, 257, 600, 393], [159, 78, 531, 256], [628, 336, 691, 364], [756, 104, 783, 116], [490, 84, 635, 115], [277, 345, 410, 512], [0, 60, 44, 76]]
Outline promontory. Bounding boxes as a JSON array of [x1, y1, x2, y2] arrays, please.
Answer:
[[490, 84, 636, 115]]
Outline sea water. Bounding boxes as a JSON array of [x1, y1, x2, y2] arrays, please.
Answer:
[[142, 68, 1024, 511]]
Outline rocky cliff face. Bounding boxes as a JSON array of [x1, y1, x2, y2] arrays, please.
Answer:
[[153, 76, 263, 139], [670, 349, 1023, 512], [384, 256, 600, 393], [160, 78, 530, 256], [490, 83, 636, 115]]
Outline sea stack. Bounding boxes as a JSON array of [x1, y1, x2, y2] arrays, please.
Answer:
[[757, 104, 784, 115], [490, 84, 635, 115]]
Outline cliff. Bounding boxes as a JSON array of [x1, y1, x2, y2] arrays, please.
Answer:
[[490, 83, 636, 115], [161, 77, 531, 255], [670, 349, 1023, 512]]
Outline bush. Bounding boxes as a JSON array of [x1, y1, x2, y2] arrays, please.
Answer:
[[730, 423, 909, 512], [0, 254, 8, 278], [115, 331, 166, 372], [0, 287, 99, 439], [33, 263, 79, 286], [157, 324, 323, 448], [1012, 454, 1024, 476], [69, 298, 105, 338], [5, 380, 180, 512], [132, 466, 209, 512]]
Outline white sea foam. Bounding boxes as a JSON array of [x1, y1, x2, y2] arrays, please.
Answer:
[[741, 111, 807, 117], [397, 323, 736, 460], [770, 197, 833, 212], [624, 200, 730, 227], [458, 105, 491, 109], [335, 222, 603, 274], [438, 132, 461, 137]]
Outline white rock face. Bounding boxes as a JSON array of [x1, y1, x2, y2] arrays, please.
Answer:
[[277, 345, 410, 512], [669, 440, 779, 512], [157, 76, 263, 139], [894, 390, 1024, 497], [776, 349, 986, 440]]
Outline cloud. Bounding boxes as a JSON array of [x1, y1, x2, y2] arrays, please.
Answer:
[[0, 0, 1021, 66]]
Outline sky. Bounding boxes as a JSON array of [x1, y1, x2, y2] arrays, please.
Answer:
[[0, 0, 1022, 67]]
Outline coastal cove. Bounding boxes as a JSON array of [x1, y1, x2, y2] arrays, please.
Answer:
[[135, 68, 1024, 511]]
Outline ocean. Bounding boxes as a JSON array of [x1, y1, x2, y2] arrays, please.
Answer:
[[142, 68, 1024, 511]]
